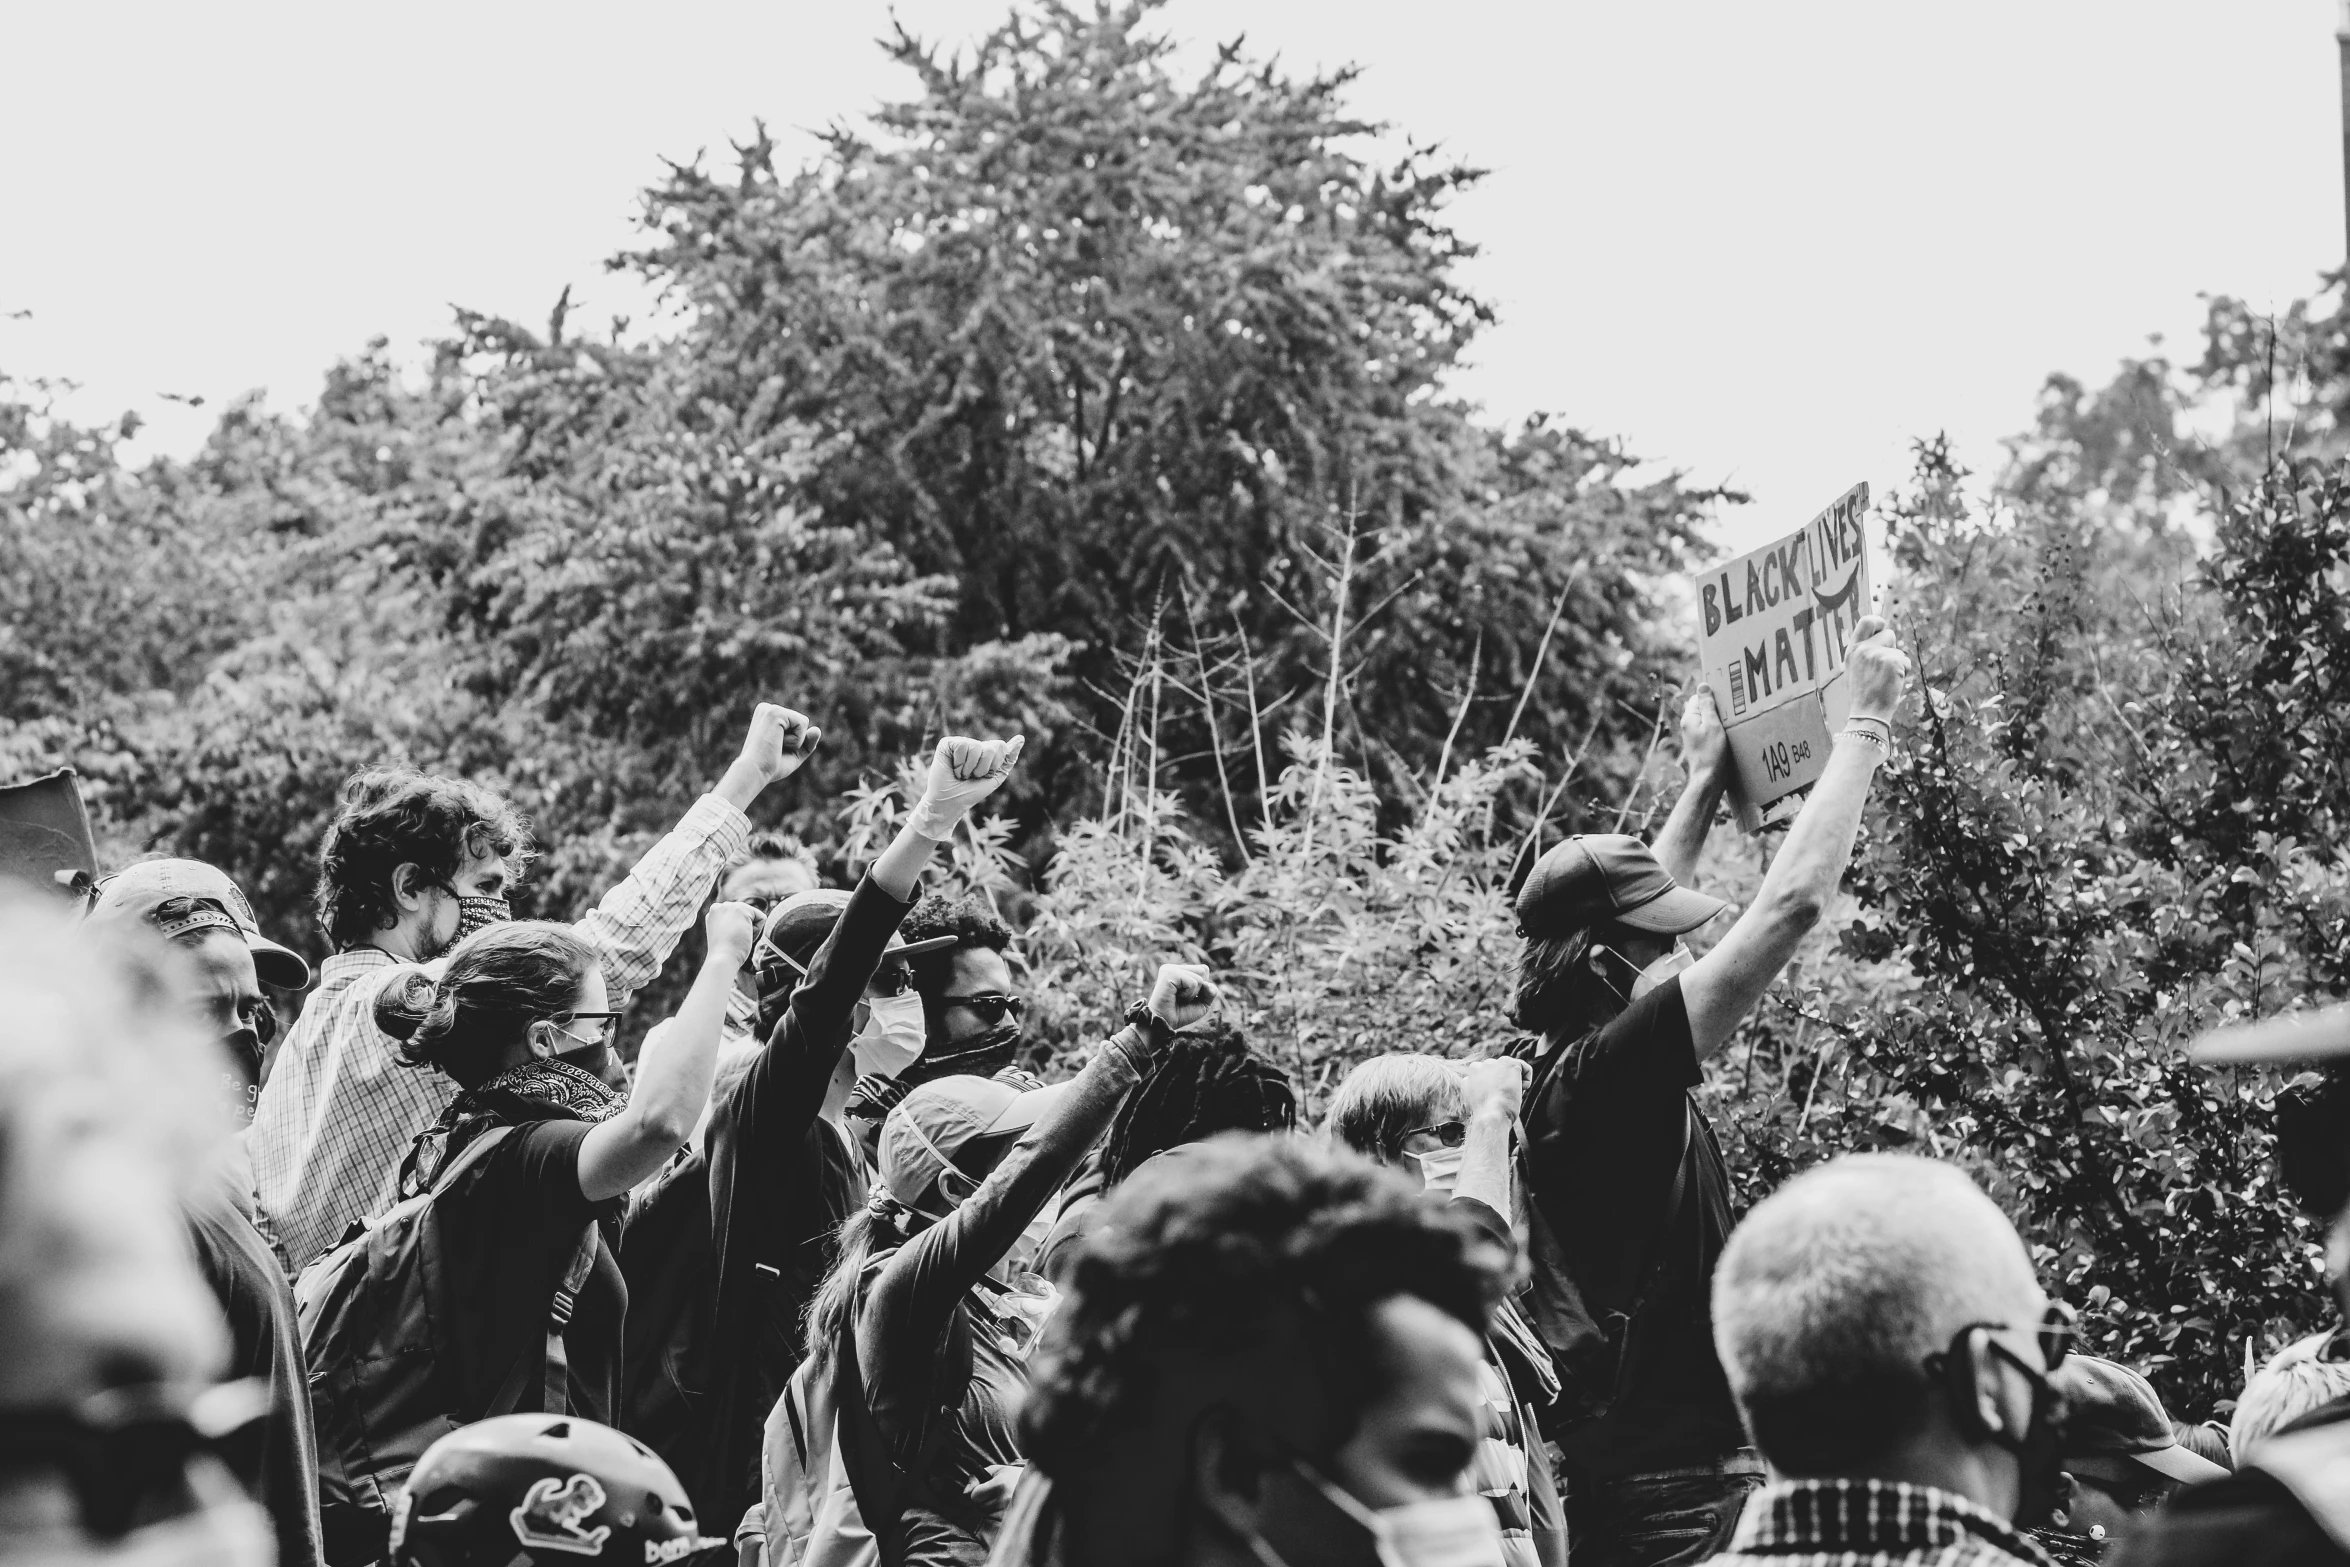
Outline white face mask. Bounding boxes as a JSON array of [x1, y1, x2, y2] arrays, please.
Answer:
[[1244, 1459, 1504, 1567], [1408, 1144, 1464, 1196], [852, 992, 928, 1081], [1627, 942, 1693, 1001]]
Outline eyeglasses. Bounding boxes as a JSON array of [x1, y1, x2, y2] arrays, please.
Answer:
[[0, 1380, 269, 1539], [942, 993, 1025, 1027], [553, 1009, 625, 1045], [1397, 1120, 1469, 1150]]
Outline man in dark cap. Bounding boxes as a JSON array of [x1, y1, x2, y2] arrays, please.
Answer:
[[1512, 614, 1910, 1567], [2030, 1356, 2226, 1564]]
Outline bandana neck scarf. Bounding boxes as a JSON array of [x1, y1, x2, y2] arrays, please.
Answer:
[[461, 1056, 625, 1126]]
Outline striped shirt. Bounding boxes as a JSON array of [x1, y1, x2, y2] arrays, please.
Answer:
[[250, 792, 752, 1273], [1714, 1478, 2055, 1567]]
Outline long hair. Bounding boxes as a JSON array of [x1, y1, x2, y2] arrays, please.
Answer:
[[390, 921, 594, 1088], [1512, 926, 1602, 1038], [805, 1201, 914, 1379], [1098, 1027, 1296, 1186]]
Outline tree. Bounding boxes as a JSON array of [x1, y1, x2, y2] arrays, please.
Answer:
[[626, 0, 1715, 828]]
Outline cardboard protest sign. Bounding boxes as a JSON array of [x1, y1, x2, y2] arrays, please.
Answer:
[[0, 768, 99, 901], [1694, 482, 1873, 830]]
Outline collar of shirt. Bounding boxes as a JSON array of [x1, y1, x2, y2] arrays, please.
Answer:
[[321, 946, 400, 980], [1727, 1478, 2056, 1567]]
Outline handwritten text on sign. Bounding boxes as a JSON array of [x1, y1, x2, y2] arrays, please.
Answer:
[[1693, 482, 1872, 823]]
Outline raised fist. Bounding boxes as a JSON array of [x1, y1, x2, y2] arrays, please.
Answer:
[[705, 899, 761, 969], [1843, 615, 1912, 725], [909, 735, 1026, 836], [1459, 1055, 1528, 1120], [1147, 962, 1219, 1031], [739, 703, 822, 786]]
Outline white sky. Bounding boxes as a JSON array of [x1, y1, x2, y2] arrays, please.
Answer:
[[2, 2, 2340, 554]]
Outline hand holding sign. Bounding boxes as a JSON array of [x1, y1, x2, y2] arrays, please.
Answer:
[[1692, 482, 1876, 828], [1680, 686, 1732, 788]]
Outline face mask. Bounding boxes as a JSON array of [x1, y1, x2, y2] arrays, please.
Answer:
[[1409, 1144, 1465, 1196], [453, 893, 511, 942], [1244, 1458, 1505, 1567], [853, 992, 929, 1081], [906, 1019, 1023, 1085], [1627, 942, 1693, 1001], [2010, 1372, 2071, 1530]]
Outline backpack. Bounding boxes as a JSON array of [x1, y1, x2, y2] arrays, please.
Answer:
[[293, 1123, 597, 1553]]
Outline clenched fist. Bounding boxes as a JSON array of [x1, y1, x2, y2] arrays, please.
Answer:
[[1843, 615, 1912, 725], [738, 703, 822, 787], [705, 900, 761, 970], [907, 735, 1026, 838], [1147, 963, 1219, 1031]]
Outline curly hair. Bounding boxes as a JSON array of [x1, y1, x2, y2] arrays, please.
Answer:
[[1019, 1136, 1510, 1481], [1098, 1024, 1296, 1186], [387, 921, 593, 1088], [315, 766, 533, 951], [899, 890, 1012, 994]]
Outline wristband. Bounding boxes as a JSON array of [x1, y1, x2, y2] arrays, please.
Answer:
[[1121, 1002, 1177, 1064], [1840, 722, 1891, 757]]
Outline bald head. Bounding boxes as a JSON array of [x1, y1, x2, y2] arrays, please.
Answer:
[[1714, 1155, 2044, 1475]]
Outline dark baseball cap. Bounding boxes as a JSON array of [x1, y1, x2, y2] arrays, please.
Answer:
[[756, 889, 959, 976], [88, 858, 312, 989], [1515, 834, 1731, 940], [2051, 1355, 2227, 1484]]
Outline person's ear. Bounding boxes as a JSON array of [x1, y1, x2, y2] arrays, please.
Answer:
[[1189, 1407, 1270, 1543], [524, 1019, 557, 1059], [391, 863, 437, 917], [1957, 1338, 2024, 1444]]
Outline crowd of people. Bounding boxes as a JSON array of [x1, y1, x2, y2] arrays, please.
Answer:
[[7, 613, 2350, 1567]]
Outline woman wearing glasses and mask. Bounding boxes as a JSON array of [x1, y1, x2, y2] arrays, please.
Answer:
[[372, 896, 759, 1450], [621, 735, 1027, 1537]]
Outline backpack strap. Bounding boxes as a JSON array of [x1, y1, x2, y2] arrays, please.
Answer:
[[832, 1297, 978, 1567], [1603, 1098, 1697, 1406], [480, 1222, 598, 1418]]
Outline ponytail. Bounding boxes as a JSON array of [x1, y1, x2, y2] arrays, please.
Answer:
[[806, 1190, 918, 1376]]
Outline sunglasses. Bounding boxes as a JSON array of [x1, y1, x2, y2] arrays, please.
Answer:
[[1939, 1300, 2079, 1376], [1398, 1120, 1469, 1150], [0, 1380, 269, 1539], [943, 993, 1025, 1026]]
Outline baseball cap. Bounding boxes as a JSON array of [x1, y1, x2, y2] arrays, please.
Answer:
[[756, 889, 961, 977], [878, 1073, 1073, 1206], [89, 858, 312, 990], [2052, 1355, 2228, 1485], [1515, 834, 1731, 940]]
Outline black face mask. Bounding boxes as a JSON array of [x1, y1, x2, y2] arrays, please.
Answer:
[[1994, 1348, 2071, 1529], [906, 1020, 1022, 1086]]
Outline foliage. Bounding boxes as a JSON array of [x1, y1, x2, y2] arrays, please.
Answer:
[[625, 0, 1716, 825]]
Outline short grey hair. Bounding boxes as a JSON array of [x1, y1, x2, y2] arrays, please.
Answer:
[[2232, 1341, 2350, 1460], [1713, 1154, 2042, 1473], [1325, 1054, 1467, 1165]]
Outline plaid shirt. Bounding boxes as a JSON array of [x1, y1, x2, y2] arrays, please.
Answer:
[[1712, 1479, 2056, 1567], [250, 792, 752, 1272]]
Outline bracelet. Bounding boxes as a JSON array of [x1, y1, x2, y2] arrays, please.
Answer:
[[1840, 722, 1892, 757]]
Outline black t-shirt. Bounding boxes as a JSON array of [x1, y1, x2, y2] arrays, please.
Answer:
[[1520, 975, 1744, 1479], [187, 1178, 325, 1567], [434, 1116, 627, 1424]]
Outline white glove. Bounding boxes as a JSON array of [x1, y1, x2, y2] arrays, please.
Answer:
[[906, 735, 1025, 839]]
